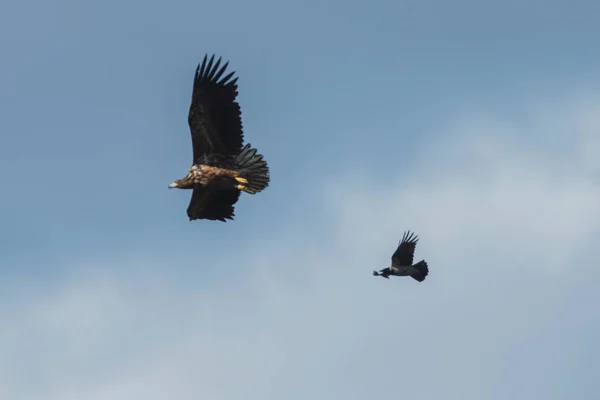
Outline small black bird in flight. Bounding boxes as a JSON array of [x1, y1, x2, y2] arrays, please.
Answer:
[[169, 54, 270, 222], [373, 231, 429, 282]]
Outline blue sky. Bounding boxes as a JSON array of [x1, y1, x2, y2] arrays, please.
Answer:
[[2, 0, 600, 399]]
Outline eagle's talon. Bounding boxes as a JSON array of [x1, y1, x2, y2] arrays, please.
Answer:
[[235, 176, 248, 184]]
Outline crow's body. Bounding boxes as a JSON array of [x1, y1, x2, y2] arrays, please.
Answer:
[[373, 231, 429, 282]]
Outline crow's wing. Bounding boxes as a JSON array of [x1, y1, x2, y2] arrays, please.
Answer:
[[391, 231, 419, 267], [187, 54, 244, 163]]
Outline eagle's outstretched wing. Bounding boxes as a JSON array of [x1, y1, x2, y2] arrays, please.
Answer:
[[188, 54, 244, 163], [186, 180, 241, 222], [391, 231, 419, 267]]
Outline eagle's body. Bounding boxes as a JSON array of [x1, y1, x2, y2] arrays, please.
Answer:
[[169, 54, 270, 222], [171, 164, 245, 188], [373, 231, 429, 282]]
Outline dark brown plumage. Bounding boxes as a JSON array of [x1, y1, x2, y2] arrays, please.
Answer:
[[169, 54, 270, 222]]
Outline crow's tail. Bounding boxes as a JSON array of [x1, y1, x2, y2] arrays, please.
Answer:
[[410, 260, 429, 282]]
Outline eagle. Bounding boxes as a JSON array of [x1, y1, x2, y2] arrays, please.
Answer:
[[169, 54, 270, 222], [373, 231, 429, 282]]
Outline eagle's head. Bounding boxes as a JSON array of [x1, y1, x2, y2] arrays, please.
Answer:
[[169, 178, 192, 189]]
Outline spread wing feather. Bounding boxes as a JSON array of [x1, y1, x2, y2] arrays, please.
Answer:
[[187, 54, 244, 163], [186, 182, 241, 222], [391, 231, 419, 267]]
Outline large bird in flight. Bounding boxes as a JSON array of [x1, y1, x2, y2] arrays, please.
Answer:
[[169, 54, 270, 222], [373, 231, 429, 282]]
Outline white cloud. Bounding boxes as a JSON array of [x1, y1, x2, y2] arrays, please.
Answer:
[[329, 97, 600, 275], [2, 93, 600, 400]]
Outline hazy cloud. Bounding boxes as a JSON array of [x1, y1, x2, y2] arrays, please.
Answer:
[[2, 94, 599, 400]]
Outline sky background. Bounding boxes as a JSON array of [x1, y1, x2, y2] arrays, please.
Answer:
[[2, 0, 600, 399]]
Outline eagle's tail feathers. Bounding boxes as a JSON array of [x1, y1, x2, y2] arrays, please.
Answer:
[[235, 143, 270, 194]]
